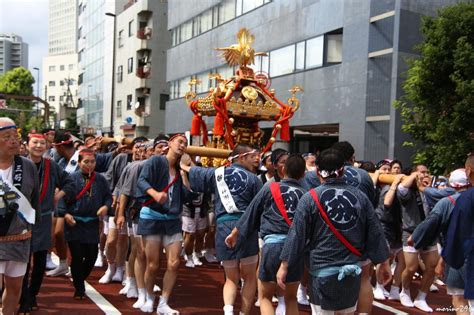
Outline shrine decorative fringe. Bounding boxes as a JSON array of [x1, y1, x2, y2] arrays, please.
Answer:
[[213, 112, 225, 136], [190, 114, 201, 136], [280, 120, 290, 141]]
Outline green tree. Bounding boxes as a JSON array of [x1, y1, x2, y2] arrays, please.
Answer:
[[65, 112, 80, 137], [0, 67, 36, 135], [396, 2, 474, 174]]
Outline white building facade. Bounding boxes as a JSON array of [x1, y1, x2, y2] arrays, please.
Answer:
[[43, 0, 79, 128], [42, 55, 79, 128]]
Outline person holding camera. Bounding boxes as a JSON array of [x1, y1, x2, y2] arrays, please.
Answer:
[[0, 117, 40, 315]]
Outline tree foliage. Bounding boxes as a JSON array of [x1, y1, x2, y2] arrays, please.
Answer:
[[65, 112, 80, 137], [0, 67, 36, 135], [396, 2, 474, 174]]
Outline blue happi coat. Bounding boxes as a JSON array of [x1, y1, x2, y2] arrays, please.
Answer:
[[135, 155, 192, 235], [188, 163, 263, 221], [31, 157, 74, 252], [281, 178, 389, 272], [237, 178, 306, 240], [62, 171, 112, 244], [443, 187, 474, 299]]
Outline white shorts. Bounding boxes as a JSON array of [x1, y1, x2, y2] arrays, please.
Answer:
[[103, 216, 109, 235], [143, 232, 183, 247], [446, 286, 464, 296], [182, 215, 208, 233], [222, 254, 259, 268], [0, 260, 28, 278], [108, 217, 128, 235], [403, 245, 438, 253], [128, 223, 141, 238], [310, 303, 357, 314]]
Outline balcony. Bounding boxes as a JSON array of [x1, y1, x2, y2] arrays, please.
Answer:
[[136, 65, 150, 79], [137, 27, 152, 40]]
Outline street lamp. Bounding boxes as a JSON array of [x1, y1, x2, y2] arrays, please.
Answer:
[[105, 12, 116, 137], [33, 67, 40, 118]]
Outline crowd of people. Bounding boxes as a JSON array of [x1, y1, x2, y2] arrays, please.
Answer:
[[0, 115, 473, 315]]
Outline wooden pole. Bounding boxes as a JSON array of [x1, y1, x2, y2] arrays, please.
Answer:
[[368, 173, 402, 185], [185, 146, 231, 159]]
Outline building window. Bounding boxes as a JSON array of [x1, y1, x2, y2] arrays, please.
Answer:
[[178, 79, 189, 98], [326, 33, 343, 64], [128, 20, 134, 37], [270, 44, 295, 77], [59, 96, 64, 102], [48, 80, 55, 87], [60, 80, 64, 86], [305, 36, 324, 69], [117, 65, 123, 82], [171, 0, 269, 47], [159, 94, 169, 110], [295, 41, 305, 71], [49, 65, 56, 72], [127, 58, 133, 73], [60, 65, 65, 71], [116, 100, 122, 117], [181, 20, 193, 42], [48, 96, 55, 102], [198, 10, 212, 35], [242, 0, 264, 14], [118, 30, 124, 47], [218, 0, 235, 24], [68, 64, 74, 70], [126, 94, 132, 110]]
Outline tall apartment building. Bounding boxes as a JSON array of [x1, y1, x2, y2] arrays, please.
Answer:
[[112, 0, 170, 138], [0, 33, 28, 75], [42, 0, 79, 128], [76, 0, 127, 135], [165, 0, 461, 164]]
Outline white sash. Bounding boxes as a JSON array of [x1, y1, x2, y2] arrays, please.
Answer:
[[215, 166, 239, 214], [65, 150, 79, 174], [0, 179, 35, 224]]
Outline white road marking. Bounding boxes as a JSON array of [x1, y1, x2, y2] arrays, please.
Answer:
[[51, 253, 122, 314], [373, 301, 410, 314]]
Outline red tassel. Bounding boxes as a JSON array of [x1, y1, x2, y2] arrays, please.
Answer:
[[280, 120, 290, 141], [213, 113, 225, 136], [190, 115, 201, 136]]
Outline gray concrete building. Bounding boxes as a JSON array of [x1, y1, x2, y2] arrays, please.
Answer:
[[0, 33, 28, 75], [112, 0, 170, 138], [165, 0, 461, 164]]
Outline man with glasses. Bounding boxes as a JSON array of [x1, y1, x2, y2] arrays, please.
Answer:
[[0, 117, 40, 315]]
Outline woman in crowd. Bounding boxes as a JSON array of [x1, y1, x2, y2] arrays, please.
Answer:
[[61, 148, 111, 299]]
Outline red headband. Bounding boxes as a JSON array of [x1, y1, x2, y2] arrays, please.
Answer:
[[169, 134, 187, 143], [79, 150, 96, 157], [28, 133, 45, 139]]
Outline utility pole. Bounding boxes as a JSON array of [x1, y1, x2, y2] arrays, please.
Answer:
[[106, 12, 116, 137], [44, 85, 50, 127]]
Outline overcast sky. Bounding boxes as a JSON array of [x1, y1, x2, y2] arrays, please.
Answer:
[[0, 0, 48, 96]]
